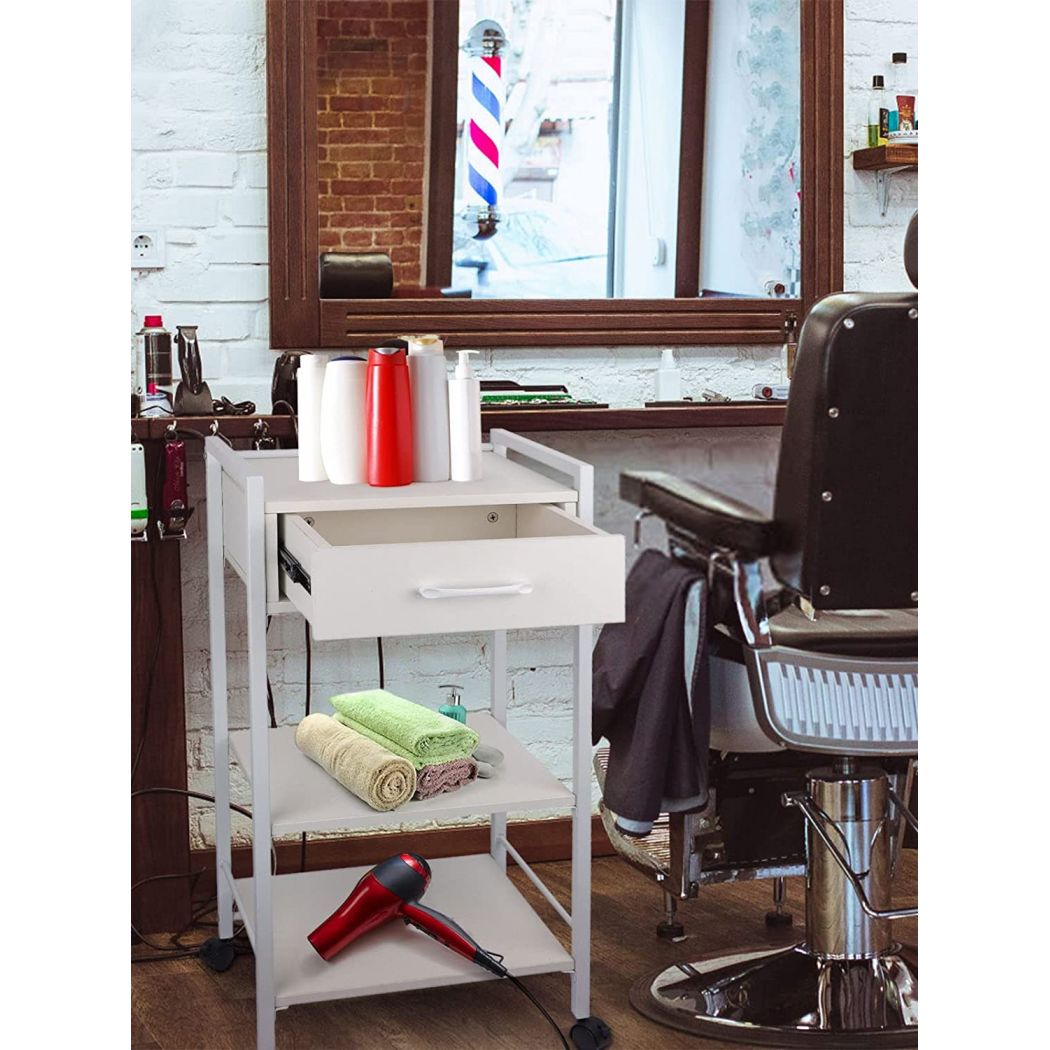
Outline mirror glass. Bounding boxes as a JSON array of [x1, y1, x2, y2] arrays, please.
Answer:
[[316, 0, 800, 301]]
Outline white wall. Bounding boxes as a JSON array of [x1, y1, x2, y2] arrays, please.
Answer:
[[131, 0, 917, 849]]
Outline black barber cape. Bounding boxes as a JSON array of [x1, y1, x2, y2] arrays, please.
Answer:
[[592, 549, 710, 828]]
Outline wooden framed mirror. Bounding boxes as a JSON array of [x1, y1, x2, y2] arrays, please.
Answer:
[[267, 0, 841, 349]]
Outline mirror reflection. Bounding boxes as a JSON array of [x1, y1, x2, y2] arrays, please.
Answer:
[[317, 0, 800, 301]]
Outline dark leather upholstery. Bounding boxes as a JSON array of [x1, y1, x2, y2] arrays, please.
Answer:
[[318, 251, 394, 299], [767, 605, 917, 657], [904, 212, 918, 288], [771, 290, 917, 610], [620, 471, 777, 558]]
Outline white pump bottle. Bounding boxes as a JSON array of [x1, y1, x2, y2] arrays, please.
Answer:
[[448, 350, 483, 482]]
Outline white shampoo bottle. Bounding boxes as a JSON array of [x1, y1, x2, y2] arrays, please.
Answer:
[[655, 348, 682, 401], [448, 350, 482, 482], [296, 354, 329, 482], [320, 355, 368, 485], [404, 334, 451, 482]]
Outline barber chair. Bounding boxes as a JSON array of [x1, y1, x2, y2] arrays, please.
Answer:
[[599, 216, 919, 1045]]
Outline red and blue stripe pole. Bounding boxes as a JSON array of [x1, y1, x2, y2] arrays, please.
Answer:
[[465, 23, 505, 239]]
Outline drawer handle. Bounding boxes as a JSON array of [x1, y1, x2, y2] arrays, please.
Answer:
[[417, 582, 534, 600]]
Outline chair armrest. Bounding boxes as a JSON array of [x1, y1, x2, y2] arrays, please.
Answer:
[[620, 471, 777, 558]]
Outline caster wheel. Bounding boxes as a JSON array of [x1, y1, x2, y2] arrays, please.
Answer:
[[570, 1016, 612, 1050], [765, 909, 794, 928], [656, 921, 685, 940], [198, 937, 238, 972]]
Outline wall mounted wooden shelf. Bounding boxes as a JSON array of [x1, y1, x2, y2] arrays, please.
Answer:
[[131, 403, 785, 442], [851, 144, 918, 216], [851, 144, 918, 171]]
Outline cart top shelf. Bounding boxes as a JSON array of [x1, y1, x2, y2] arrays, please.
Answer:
[[211, 445, 579, 514]]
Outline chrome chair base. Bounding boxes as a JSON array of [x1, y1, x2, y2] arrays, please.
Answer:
[[629, 942, 917, 1048]]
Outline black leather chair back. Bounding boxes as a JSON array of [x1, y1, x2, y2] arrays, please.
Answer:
[[771, 277, 917, 611]]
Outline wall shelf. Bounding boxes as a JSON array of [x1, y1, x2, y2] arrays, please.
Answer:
[[852, 144, 918, 216], [131, 403, 785, 442]]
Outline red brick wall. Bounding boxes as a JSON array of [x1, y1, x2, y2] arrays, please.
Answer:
[[317, 1, 429, 288]]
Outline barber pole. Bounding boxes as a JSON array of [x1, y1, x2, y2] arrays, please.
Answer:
[[468, 53, 503, 214], [464, 20, 506, 238]]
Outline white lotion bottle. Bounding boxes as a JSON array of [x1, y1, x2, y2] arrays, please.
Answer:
[[655, 348, 682, 401], [448, 350, 483, 482], [320, 355, 368, 485], [297, 354, 329, 482], [404, 334, 451, 482]]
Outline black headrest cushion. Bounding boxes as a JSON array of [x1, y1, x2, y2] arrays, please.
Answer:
[[904, 212, 917, 288]]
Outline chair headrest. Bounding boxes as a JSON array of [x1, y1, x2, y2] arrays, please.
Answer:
[[904, 212, 917, 288]]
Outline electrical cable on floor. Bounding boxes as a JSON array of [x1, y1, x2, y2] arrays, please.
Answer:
[[265, 616, 277, 729], [131, 787, 276, 962], [504, 973, 571, 1049], [376, 636, 385, 689]]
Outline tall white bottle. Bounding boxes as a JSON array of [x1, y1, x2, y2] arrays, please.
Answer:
[[404, 334, 451, 482], [448, 350, 483, 482], [297, 354, 329, 482], [320, 355, 368, 485]]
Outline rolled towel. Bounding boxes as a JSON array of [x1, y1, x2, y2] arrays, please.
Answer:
[[473, 744, 505, 779], [295, 713, 416, 812], [414, 758, 478, 800], [331, 689, 479, 770]]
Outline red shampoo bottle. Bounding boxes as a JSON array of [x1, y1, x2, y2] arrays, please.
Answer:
[[365, 345, 414, 486]]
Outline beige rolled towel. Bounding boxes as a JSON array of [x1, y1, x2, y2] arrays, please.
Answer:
[[295, 713, 416, 812]]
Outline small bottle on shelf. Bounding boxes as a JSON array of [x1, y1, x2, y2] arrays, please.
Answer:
[[888, 53, 908, 133], [655, 348, 683, 401], [868, 75, 888, 147]]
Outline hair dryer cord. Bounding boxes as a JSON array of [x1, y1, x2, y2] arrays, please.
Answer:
[[503, 972, 570, 1049]]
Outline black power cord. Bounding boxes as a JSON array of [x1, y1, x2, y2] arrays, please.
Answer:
[[131, 787, 275, 962], [377, 637, 385, 689], [131, 458, 166, 783], [504, 974, 571, 1049]]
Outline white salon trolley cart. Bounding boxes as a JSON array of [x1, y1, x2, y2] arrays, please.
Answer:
[[205, 430, 624, 1049]]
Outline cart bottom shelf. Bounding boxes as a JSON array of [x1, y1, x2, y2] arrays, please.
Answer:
[[233, 854, 574, 1008]]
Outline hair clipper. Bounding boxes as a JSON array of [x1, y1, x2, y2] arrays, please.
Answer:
[[158, 437, 191, 538]]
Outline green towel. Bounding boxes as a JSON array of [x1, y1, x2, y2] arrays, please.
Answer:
[[331, 689, 480, 770]]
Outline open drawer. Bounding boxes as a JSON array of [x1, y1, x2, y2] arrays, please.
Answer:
[[277, 503, 624, 640]]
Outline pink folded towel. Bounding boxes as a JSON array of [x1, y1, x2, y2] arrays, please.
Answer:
[[414, 758, 478, 801]]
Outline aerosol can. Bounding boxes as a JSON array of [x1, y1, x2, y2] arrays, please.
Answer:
[[138, 315, 174, 417]]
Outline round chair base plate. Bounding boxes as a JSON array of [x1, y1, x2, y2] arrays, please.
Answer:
[[629, 942, 917, 1049]]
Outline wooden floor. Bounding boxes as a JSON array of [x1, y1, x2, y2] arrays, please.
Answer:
[[132, 850, 917, 1050]]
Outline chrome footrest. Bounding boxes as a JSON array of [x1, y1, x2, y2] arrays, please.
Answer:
[[631, 942, 918, 1047]]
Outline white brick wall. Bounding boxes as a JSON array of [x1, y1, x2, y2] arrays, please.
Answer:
[[131, 0, 917, 848]]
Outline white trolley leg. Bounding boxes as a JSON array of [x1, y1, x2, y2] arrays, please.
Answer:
[[571, 623, 593, 1019], [245, 475, 277, 1050], [490, 629, 508, 871], [205, 450, 234, 940]]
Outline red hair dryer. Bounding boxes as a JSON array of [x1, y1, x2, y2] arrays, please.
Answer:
[[307, 852, 506, 976]]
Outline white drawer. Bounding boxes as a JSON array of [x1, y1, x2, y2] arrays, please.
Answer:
[[277, 503, 624, 640]]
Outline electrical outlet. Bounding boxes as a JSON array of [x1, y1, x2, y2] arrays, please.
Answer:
[[132, 228, 166, 270]]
